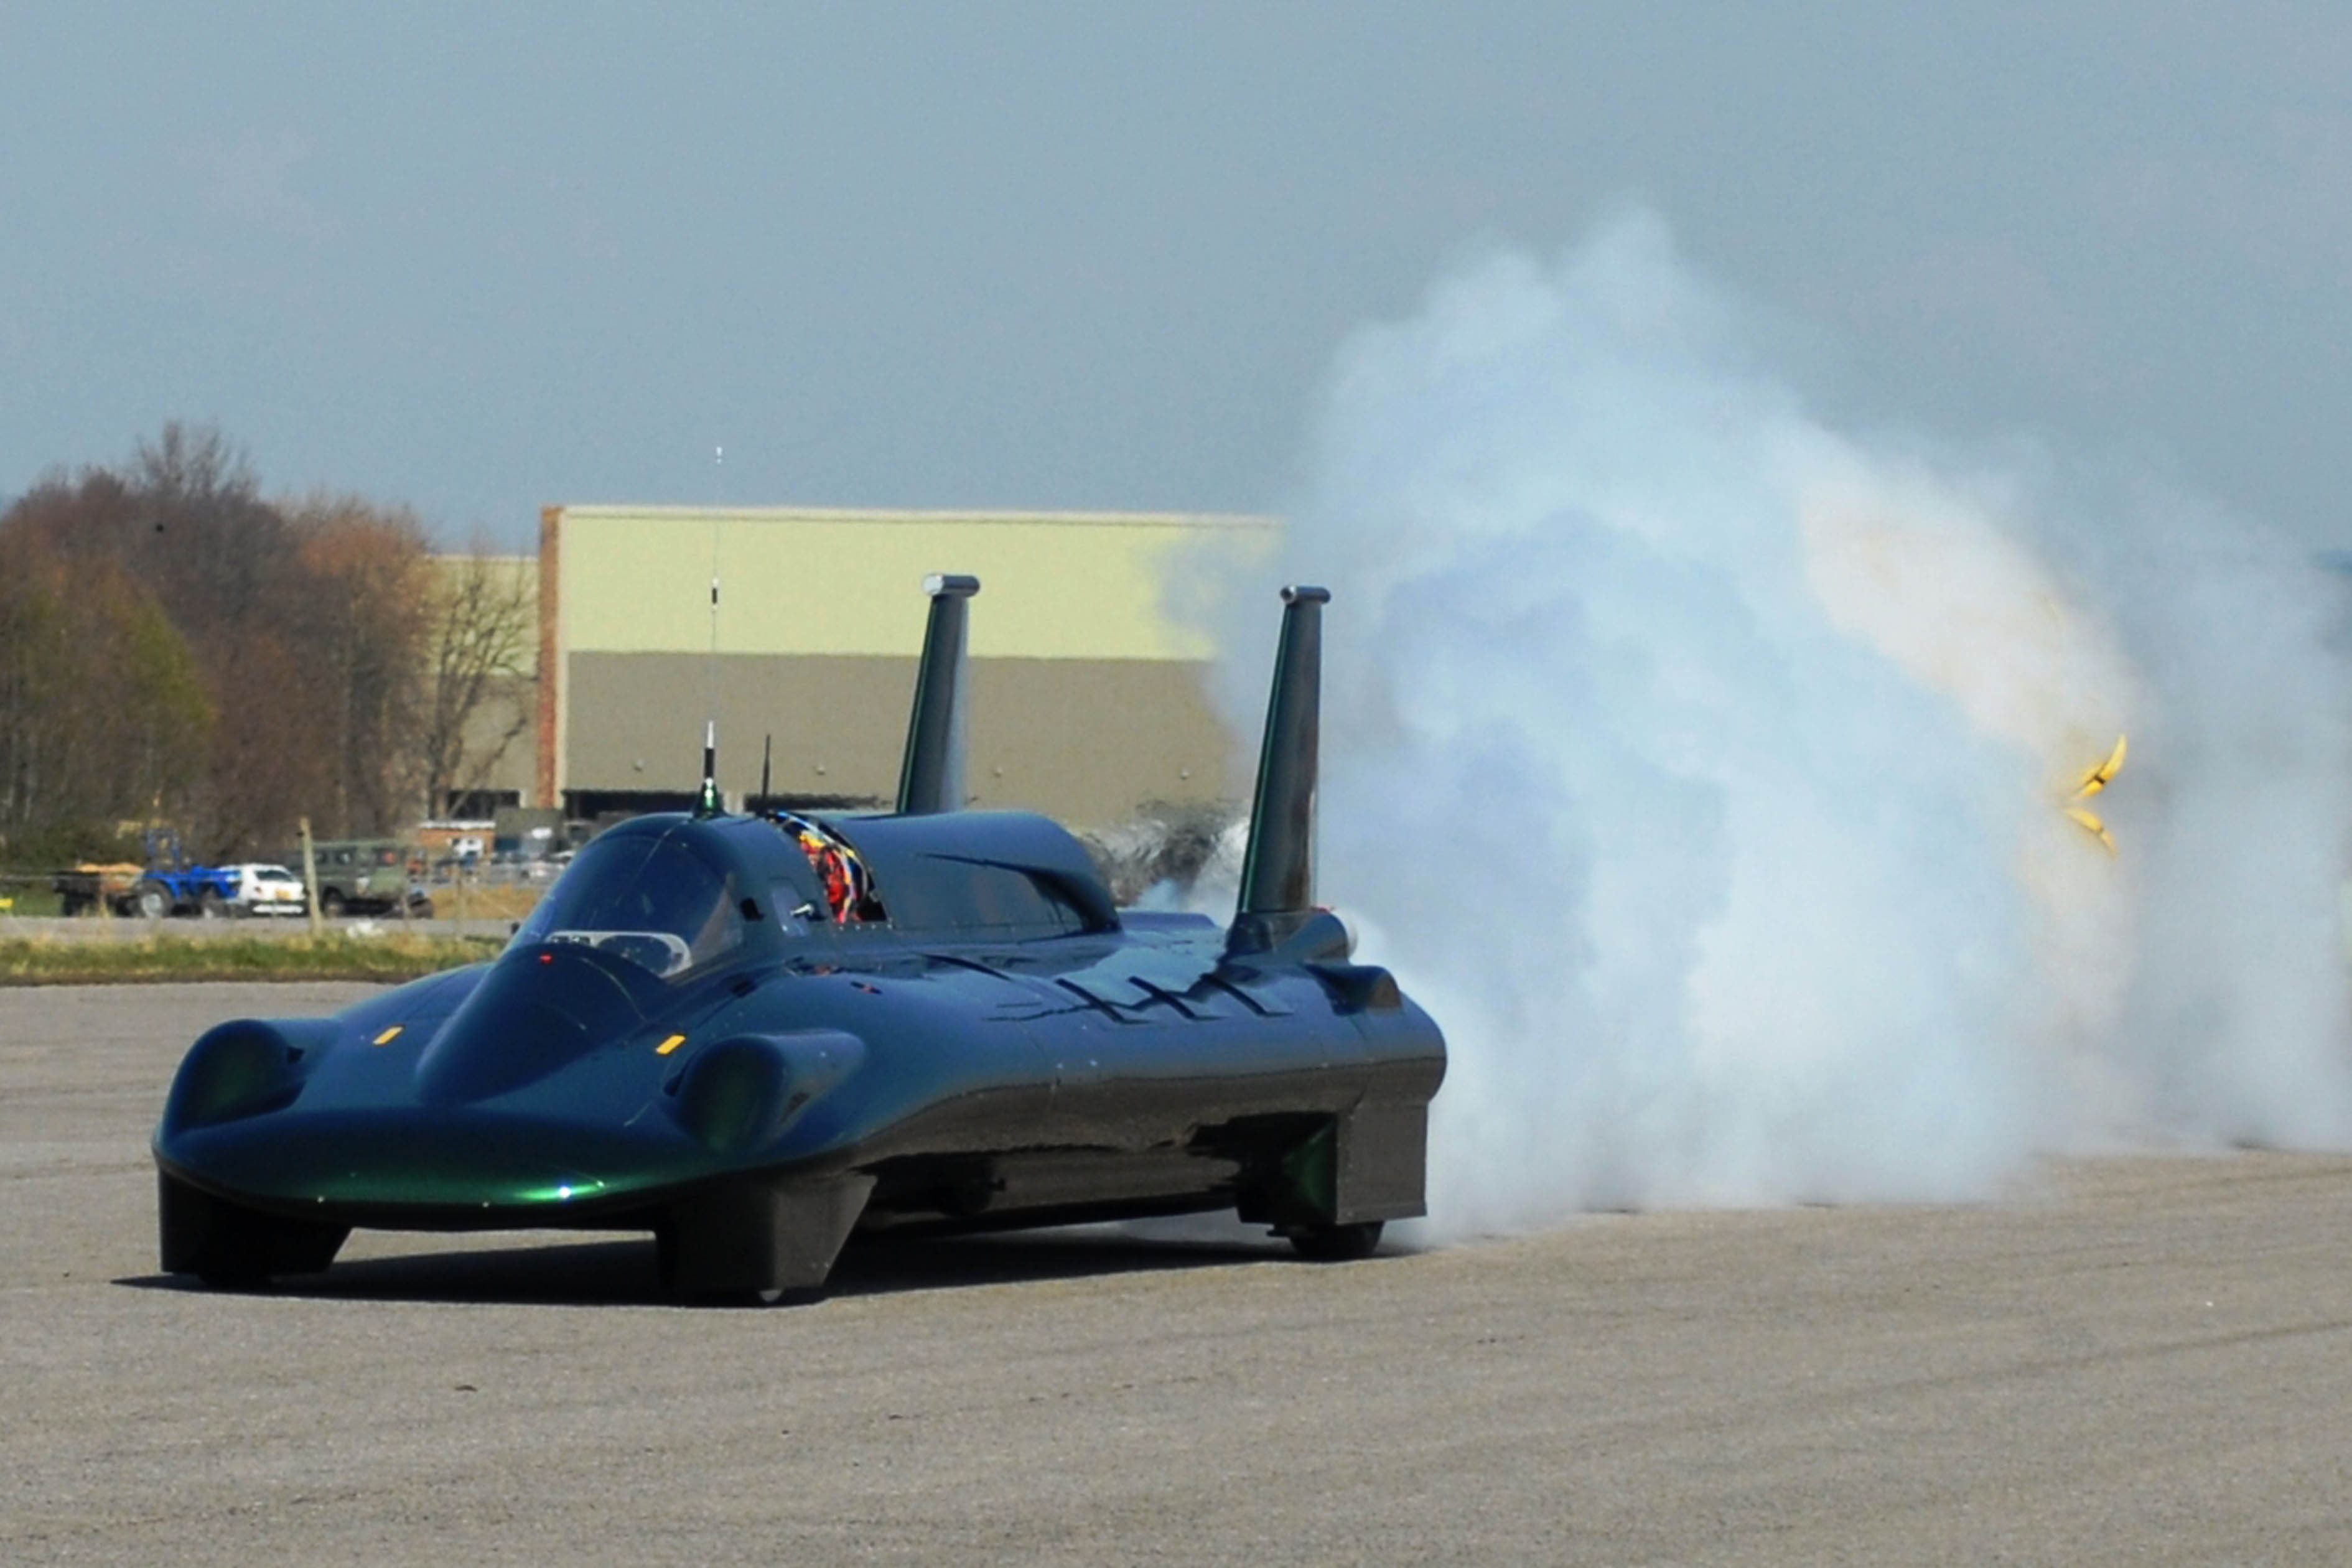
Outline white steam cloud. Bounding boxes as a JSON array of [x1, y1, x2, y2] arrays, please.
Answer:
[[1198, 212, 2352, 1237]]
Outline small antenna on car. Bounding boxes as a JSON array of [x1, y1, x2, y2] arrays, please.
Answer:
[[696, 719, 720, 817], [696, 502, 722, 818]]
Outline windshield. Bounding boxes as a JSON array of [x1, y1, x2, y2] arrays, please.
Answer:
[[514, 829, 744, 979]]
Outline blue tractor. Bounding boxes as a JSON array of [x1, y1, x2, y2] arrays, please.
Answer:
[[126, 828, 241, 920]]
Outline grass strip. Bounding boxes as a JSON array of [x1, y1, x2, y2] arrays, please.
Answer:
[[0, 933, 507, 986]]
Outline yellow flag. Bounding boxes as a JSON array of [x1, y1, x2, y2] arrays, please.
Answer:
[[2071, 734, 2127, 801], [2065, 735, 2126, 852]]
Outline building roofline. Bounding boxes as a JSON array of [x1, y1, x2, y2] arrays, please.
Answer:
[[543, 504, 1279, 531]]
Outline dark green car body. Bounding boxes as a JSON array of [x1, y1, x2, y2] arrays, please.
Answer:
[[154, 582, 1445, 1300]]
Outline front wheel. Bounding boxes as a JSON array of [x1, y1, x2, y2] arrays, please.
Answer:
[[159, 1174, 348, 1287], [319, 889, 345, 918], [1287, 1221, 1384, 1262], [653, 1225, 817, 1307], [196, 887, 224, 920]]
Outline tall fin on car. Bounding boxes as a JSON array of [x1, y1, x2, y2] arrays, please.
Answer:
[[895, 574, 981, 815], [1228, 585, 1329, 956]]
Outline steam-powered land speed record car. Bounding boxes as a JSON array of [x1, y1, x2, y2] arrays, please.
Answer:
[[154, 579, 1446, 1302]]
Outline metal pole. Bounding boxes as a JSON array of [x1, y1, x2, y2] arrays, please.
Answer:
[[299, 817, 322, 937]]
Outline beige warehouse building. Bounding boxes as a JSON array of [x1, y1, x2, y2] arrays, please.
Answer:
[[534, 505, 1275, 827]]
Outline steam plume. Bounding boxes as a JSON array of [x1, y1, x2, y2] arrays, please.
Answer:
[[1202, 212, 2352, 1236]]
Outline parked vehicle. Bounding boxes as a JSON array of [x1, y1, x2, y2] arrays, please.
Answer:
[[55, 829, 238, 918], [302, 839, 434, 918], [52, 861, 143, 918], [223, 863, 307, 917]]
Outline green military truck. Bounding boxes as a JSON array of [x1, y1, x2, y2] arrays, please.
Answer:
[[301, 839, 435, 918]]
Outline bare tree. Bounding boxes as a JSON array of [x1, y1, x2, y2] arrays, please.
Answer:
[[126, 422, 293, 644], [417, 546, 535, 819], [198, 633, 330, 857], [0, 424, 510, 861], [9, 424, 319, 856], [284, 492, 434, 839], [0, 528, 210, 859]]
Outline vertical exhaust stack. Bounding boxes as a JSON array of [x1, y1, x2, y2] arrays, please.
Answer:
[[1228, 585, 1330, 956], [895, 574, 981, 816]]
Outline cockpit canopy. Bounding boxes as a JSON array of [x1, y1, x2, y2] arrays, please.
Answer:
[[513, 825, 746, 980], [510, 807, 1122, 981]]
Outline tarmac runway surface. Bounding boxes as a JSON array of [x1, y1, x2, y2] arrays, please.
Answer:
[[6, 983, 2350, 1564]]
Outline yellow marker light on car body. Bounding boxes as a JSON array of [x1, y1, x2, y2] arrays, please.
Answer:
[[656, 1034, 687, 1056], [371, 1025, 404, 1046]]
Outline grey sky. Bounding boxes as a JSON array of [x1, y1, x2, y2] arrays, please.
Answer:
[[2, 2, 2346, 549]]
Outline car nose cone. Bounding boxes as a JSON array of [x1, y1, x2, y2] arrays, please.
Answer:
[[414, 945, 651, 1106], [168, 1107, 678, 1211]]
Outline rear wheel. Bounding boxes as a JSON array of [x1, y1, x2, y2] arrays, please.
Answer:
[[1287, 1221, 1384, 1262], [319, 888, 345, 918], [133, 880, 170, 920]]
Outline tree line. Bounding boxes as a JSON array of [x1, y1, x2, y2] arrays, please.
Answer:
[[0, 424, 533, 866]]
